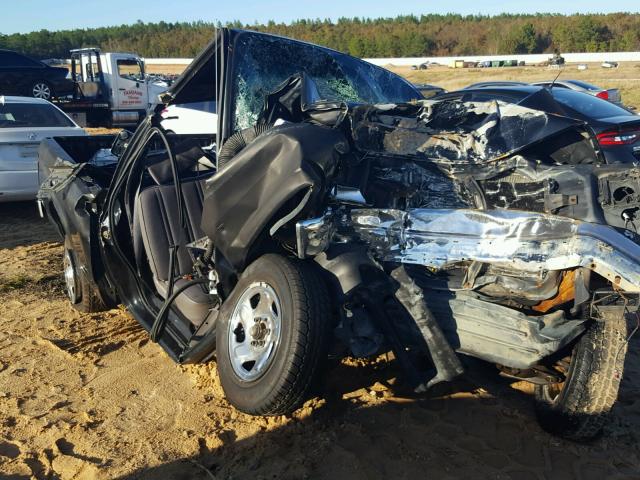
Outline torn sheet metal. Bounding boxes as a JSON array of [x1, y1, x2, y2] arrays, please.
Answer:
[[350, 99, 590, 171], [367, 161, 470, 209], [348, 208, 640, 292], [37, 135, 117, 184]]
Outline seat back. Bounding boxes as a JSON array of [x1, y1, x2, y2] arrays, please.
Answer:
[[133, 176, 209, 284]]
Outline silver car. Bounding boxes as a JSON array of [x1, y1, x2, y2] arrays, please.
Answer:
[[533, 79, 622, 104], [0, 96, 86, 202]]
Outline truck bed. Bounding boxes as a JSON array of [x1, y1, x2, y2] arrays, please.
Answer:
[[38, 135, 119, 188]]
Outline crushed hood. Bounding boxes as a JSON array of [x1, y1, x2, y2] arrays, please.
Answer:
[[349, 98, 591, 171]]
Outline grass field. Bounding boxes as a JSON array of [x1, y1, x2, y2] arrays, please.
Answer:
[[393, 62, 640, 109]]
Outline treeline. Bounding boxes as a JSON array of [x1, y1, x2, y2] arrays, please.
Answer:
[[2, 13, 640, 59]]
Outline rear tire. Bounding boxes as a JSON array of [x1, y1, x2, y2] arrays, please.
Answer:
[[534, 315, 628, 442], [63, 238, 107, 313], [216, 254, 330, 415]]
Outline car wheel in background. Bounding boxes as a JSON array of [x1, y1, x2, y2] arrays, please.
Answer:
[[31, 81, 52, 100]]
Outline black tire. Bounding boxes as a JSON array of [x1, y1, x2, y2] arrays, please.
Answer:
[[63, 239, 107, 313], [535, 315, 628, 442], [30, 81, 53, 100], [216, 254, 330, 415]]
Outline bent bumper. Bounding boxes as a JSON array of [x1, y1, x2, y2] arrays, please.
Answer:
[[349, 208, 640, 292]]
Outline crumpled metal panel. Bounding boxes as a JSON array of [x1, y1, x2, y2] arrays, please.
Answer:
[[349, 208, 640, 292], [350, 99, 588, 173], [418, 101, 548, 162], [37, 136, 116, 187], [368, 161, 469, 209], [201, 122, 345, 269]]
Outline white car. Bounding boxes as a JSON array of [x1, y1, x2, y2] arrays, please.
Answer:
[[160, 101, 217, 135], [0, 96, 86, 202]]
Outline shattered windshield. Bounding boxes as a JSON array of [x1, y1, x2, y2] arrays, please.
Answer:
[[231, 31, 419, 130]]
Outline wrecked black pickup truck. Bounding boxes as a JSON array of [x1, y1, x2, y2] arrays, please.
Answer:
[[38, 29, 640, 441]]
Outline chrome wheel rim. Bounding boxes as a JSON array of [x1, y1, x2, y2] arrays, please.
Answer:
[[63, 250, 79, 303], [32, 83, 51, 99], [228, 282, 282, 382]]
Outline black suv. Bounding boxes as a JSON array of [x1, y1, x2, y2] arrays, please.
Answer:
[[0, 50, 75, 100]]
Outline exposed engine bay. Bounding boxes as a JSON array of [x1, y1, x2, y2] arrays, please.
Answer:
[[199, 74, 640, 385]]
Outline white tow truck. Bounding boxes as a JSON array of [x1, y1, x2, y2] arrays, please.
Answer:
[[53, 48, 169, 128]]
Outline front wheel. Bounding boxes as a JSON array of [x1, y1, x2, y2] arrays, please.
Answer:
[[216, 254, 330, 415], [535, 314, 628, 442]]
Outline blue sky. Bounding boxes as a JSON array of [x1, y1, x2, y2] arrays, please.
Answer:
[[2, 0, 639, 34]]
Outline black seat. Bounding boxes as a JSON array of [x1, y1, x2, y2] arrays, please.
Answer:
[[133, 175, 214, 326]]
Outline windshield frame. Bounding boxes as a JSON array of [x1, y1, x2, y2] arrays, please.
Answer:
[[226, 29, 420, 132]]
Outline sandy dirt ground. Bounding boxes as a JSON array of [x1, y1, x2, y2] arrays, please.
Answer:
[[1, 202, 640, 479]]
